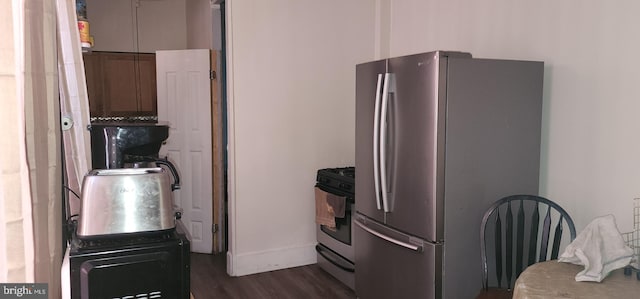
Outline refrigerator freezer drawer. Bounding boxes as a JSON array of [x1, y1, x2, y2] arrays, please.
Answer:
[[354, 214, 442, 299]]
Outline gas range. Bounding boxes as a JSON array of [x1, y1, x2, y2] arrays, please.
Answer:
[[315, 166, 355, 290], [316, 166, 355, 197]]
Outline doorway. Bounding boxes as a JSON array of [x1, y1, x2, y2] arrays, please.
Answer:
[[82, 0, 229, 254]]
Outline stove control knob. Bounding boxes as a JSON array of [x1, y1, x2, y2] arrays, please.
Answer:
[[339, 183, 351, 189]]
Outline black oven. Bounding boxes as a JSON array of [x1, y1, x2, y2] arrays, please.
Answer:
[[66, 222, 191, 299], [315, 167, 355, 290]]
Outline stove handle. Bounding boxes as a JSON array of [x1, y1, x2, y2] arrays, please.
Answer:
[[315, 244, 355, 273]]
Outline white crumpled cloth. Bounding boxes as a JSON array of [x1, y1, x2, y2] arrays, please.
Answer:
[[558, 214, 634, 282]]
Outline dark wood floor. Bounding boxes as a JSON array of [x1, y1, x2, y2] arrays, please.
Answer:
[[190, 253, 356, 299]]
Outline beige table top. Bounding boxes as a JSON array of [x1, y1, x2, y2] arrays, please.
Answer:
[[513, 260, 640, 299]]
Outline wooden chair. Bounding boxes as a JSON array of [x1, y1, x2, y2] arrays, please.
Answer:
[[477, 195, 576, 299]]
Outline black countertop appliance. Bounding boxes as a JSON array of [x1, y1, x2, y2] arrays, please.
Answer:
[[67, 222, 191, 299]]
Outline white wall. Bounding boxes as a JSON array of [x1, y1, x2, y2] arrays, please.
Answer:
[[226, 0, 377, 275], [211, 6, 223, 51], [86, 0, 187, 52], [185, 1, 222, 51], [86, 0, 135, 52], [387, 0, 640, 233], [136, 0, 187, 52], [186, 0, 213, 49]]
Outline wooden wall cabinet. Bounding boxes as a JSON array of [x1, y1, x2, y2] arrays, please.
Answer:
[[83, 51, 157, 117]]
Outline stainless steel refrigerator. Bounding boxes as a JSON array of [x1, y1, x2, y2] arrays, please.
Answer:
[[354, 51, 543, 299]]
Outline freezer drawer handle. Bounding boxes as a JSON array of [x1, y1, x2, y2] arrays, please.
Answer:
[[355, 218, 423, 253]]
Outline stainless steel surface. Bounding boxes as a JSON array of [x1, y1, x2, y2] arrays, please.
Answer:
[[354, 212, 439, 299], [316, 204, 355, 262], [373, 74, 383, 211], [88, 123, 170, 169], [122, 159, 181, 191], [442, 58, 543, 298], [379, 73, 394, 213], [354, 50, 543, 299], [315, 178, 355, 290], [123, 161, 156, 168], [382, 52, 442, 242], [355, 59, 387, 223], [153, 159, 181, 191], [433, 55, 449, 243], [354, 216, 422, 252], [316, 246, 355, 290], [77, 167, 176, 238]]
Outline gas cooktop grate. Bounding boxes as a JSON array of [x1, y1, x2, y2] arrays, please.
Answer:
[[316, 167, 355, 197], [318, 167, 355, 179]]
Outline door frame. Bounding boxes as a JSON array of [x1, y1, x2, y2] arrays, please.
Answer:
[[211, 51, 224, 253]]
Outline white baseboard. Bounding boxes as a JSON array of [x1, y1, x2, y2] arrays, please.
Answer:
[[227, 243, 317, 276]]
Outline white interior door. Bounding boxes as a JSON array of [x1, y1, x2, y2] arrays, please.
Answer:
[[156, 49, 213, 253]]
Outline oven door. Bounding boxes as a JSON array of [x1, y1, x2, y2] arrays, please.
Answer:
[[316, 202, 355, 262], [320, 204, 352, 245], [68, 233, 190, 299]]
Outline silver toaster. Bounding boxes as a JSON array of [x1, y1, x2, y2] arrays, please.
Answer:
[[77, 168, 176, 239]]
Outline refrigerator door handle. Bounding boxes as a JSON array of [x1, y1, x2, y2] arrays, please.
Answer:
[[372, 73, 383, 210], [355, 217, 423, 253], [380, 73, 394, 213]]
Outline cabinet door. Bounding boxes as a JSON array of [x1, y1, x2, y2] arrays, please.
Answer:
[[83, 52, 105, 117], [136, 53, 157, 116], [84, 52, 158, 117], [101, 53, 139, 116]]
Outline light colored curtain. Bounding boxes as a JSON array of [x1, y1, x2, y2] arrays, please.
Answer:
[[23, 0, 63, 293], [57, 0, 91, 216], [1, 0, 62, 297], [0, 0, 36, 283], [0, 0, 91, 298]]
